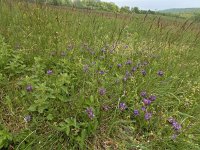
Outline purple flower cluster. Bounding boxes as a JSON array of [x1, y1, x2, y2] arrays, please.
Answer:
[[119, 102, 127, 111], [168, 118, 182, 131], [86, 108, 95, 119], [145, 112, 152, 120]]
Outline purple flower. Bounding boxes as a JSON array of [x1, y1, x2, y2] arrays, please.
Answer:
[[99, 88, 106, 95], [24, 115, 31, 122], [157, 71, 164, 76], [117, 64, 122, 68], [47, 70, 53, 75], [140, 91, 147, 97], [126, 60, 132, 65], [149, 95, 156, 101], [86, 108, 95, 119], [119, 102, 127, 111], [172, 122, 181, 131], [141, 70, 146, 76], [26, 85, 33, 92], [124, 45, 128, 49], [145, 112, 152, 120], [141, 106, 146, 111], [143, 99, 151, 106], [132, 67, 137, 72], [133, 110, 139, 116], [99, 70, 105, 75]]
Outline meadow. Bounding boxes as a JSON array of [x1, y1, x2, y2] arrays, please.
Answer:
[[0, 0, 200, 149]]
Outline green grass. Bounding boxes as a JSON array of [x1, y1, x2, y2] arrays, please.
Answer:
[[0, 0, 200, 149]]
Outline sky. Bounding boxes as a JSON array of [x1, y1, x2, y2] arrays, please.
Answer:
[[102, 0, 200, 10]]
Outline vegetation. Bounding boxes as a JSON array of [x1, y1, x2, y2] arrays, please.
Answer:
[[0, 0, 200, 149]]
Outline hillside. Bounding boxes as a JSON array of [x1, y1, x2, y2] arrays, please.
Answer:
[[160, 8, 200, 13]]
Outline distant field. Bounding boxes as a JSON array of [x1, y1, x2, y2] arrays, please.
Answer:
[[0, 1, 200, 149]]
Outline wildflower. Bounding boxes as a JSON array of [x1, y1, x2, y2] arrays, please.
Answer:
[[132, 67, 137, 72], [141, 106, 146, 111], [86, 108, 95, 119], [140, 91, 147, 97], [124, 45, 128, 49], [143, 99, 151, 106], [26, 85, 33, 92], [117, 64, 122, 68], [119, 102, 127, 111], [133, 110, 139, 116], [149, 95, 156, 101], [99, 70, 105, 75], [47, 70, 53, 75], [126, 60, 132, 65], [158, 71, 164, 76], [24, 115, 31, 122], [141, 70, 146, 76], [145, 112, 152, 120], [172, 122, 181, 131], [99, 88, 106, 95]]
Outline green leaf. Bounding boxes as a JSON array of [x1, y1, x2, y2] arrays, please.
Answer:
[[47, 114, 54, 121]]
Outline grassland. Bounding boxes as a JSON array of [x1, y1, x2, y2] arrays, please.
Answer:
[[0, 0, 200, 149]]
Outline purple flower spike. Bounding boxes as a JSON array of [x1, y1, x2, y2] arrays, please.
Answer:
[[26, 85, 33, 92], [99, 88, 106, 96], [133, 110, 139, 116], [145, 112, 152, 120], [86, 108, 95, 119], [141, 70, 146, 76], [143, 99, 151, 106], [119, 102, 127, 111], [126, 60, 132, 65], [47, 70, 53, 75], [157, 71, 164, 76], [140, 91, 147, 97], [149, 95, 156, 101]]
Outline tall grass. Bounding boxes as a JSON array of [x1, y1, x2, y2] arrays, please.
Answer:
[[0, 0, 200, 149]]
